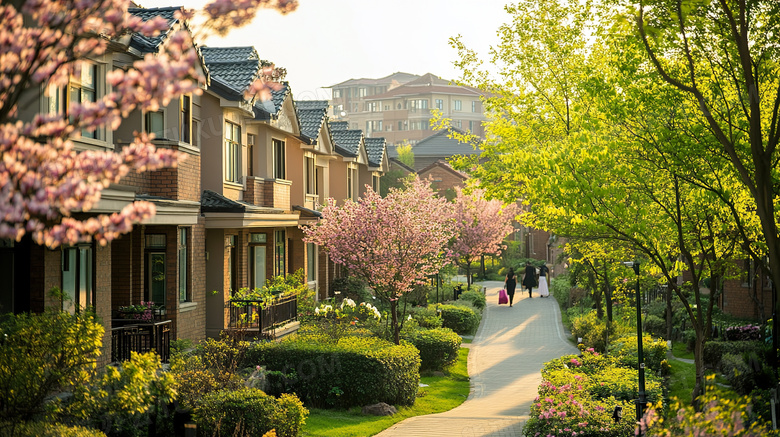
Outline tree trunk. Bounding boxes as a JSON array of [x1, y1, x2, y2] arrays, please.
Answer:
[[665, 284, 673, 341], [465, 263, 472, 290], [391, 297, 399, 345], [692, 328, 707, 407], [604, 264, 613, 323]]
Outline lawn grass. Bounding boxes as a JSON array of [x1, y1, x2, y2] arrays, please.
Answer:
[[302, 347, 470, 437], [667, 356, 696, 405], [671, 341, 694, 360]]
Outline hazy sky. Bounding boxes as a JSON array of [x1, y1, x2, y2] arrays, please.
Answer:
[[141, 0, 510, 100]]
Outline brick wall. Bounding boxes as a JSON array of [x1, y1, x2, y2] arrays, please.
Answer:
[[288, 227, 305, 277], [111, 233, 133, 309], [175, 223, 207, 343], [273, 181, 291, 210], [95, 244, 112, 367]]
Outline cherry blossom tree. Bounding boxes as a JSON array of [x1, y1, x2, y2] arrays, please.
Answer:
[[301, 177, 455, 345], [0, 0, 296, 248], [449, 188, 519, 288]]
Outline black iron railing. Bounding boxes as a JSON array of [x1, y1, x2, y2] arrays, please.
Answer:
[[111, 320, 172, 363], [225, 294, 298, 337]]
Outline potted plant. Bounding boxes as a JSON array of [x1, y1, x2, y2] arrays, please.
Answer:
[[118, 301, 165, 322]]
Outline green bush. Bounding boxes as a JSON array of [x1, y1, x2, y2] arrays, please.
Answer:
[[403, 327, 461, 371], [408, 306, 443, 329], [703, 340, 765, 369], [719, 351, 774, 396], [2, 421, 107, 437], [169, 336, 250, 410], [550, 275, 571, 309], [433, 303, 480, 334], [0, 309, 103, 423], [60, 352, 176, 437], [245, 336, 420, 408], [644, 314, 666, 338], [330, 276, 371, 303], [194, 388, 307, 437], [610, 334, 670, 375], [570, 310, 611, 353], [458, 290, 486, 311]]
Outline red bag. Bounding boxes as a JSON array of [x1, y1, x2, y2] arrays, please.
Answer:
[[498, 289, 508, 305]]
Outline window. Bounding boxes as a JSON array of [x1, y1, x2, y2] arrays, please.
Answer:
[[192, 119, 201, 148], [368, 102, 380, 112], [273, 139, 286, 179], [178, 228, 188, 302], [358, 88, 367, 97], [62, 245, 94, 314], [226, 235, 237, 294], [70, 63, 99, 139], [307, 243, 317, 282], [435, 99, 443, 110], [145, 234, 167, 306], [225, 121, 241, 183], [469, 120, 475, 132], [372, 175, 379, 192], [305, 156, 315, 195], [247, 134, 256, 177], [455, 120, 462, 128], [333, 89, 341, 98], [384, 105, 390, 111], [347, 167, 356, 200], [454, 100, 462, 111], [419, 99, 428, 109], [274, 230, 286, 277], [471, 100, 478, 112], [398, 121, 404, 131], [145, 111, 164, 138], [315, 166, 322, 197], [249, 233, 267, 290], [180, 95, 191, 143]]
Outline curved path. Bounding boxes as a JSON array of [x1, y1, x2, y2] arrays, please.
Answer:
[[375, 281, 579, 437]]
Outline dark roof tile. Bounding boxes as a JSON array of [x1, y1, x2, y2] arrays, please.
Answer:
[[364, 137, 386, 167], [329, 123, 363, 157], [127, 7, 180, 53]]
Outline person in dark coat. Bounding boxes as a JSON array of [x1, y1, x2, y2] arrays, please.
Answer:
[[522, 262, 536, 298], [504, 268, 517, 307]]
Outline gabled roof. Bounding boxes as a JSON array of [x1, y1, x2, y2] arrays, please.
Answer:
[[418, 160, 469, 180], [410, 129, 481, 157], [329, 122, 363, 157], [328, 72, 419, 88], [329, 121, 349, 131], [127, 7, 180, 53], [201, 190, 284, 214], [364, 137, 387, 168], [295, 100, 328, 142], [200, 46, 258, 62], [388, 157, 415, 174]]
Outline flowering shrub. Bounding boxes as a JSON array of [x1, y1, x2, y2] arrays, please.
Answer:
[[610, 334, 670, 375], [523, 380, 635, 437], [232, 270, 308, 304], [725, 324, 762, 341], [118, 301, 161, 322], [310, 299, 383, 340], [640, 376, 779, 436]]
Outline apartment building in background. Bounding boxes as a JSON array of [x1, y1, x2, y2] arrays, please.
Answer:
[[329, 72, 489, 146]]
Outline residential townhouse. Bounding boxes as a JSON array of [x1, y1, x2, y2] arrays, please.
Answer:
[[3, 7, 389, 359], [3, 6, 206, 365]]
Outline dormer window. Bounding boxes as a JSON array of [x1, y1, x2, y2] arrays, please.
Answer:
[[145, 110, 165, 138], [180, 95, 191, 144]]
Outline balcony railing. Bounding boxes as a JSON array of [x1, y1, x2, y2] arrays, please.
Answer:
[[111, 320, 172, 363], [225, 294, 298, 339]]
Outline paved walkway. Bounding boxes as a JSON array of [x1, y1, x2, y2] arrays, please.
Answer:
[[376, 281, 579, 437]]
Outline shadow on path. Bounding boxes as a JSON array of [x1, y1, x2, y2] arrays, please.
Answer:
[[375, 281, 580, 437]]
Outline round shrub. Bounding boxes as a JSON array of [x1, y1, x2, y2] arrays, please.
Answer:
[[610, 334, 669, 375], [643, 314, 666, 338], [434, 303, 480, 334], [703, 340, 764, 369], [458, 290, 486, 310], [194, 388, 307, 437], [403, 327, 461, 371], [408, 306, 443, 329], [570, 310, 611, 353]]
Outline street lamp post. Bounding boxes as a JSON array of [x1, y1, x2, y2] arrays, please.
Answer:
[[623, 261, 647, 423]]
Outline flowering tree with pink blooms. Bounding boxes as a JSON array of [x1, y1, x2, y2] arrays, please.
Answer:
[[302, 177, 455, 345], [449, 187, 518, 288], [0, 0, 296, 248]]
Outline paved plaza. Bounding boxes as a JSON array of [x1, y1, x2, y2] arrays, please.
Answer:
[[376, 281, 579, 437]]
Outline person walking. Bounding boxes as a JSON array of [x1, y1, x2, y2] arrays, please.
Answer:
[[538, 264, 550, 297], [504, 268, 517, 307], [522, 262, 536, 298]]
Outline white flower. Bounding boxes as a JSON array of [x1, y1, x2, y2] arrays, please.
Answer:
[[341, 298, 356, 309], [408, 315, 413, 321], [315, 307, 320, 314]]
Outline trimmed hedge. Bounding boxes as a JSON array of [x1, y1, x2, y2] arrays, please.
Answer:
[[702, 340, 764, 369], [408, 306, 443, 329], [194, 388, 307, 437], [244, 336, 420, 408], [643, 314, 666, 338], [433, 303, 480, 334], [403, 327, 461, 371], [570, 310, 610, 353]]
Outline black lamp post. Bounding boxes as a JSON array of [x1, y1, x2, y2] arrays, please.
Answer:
[[623, 261, 647, 423]]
